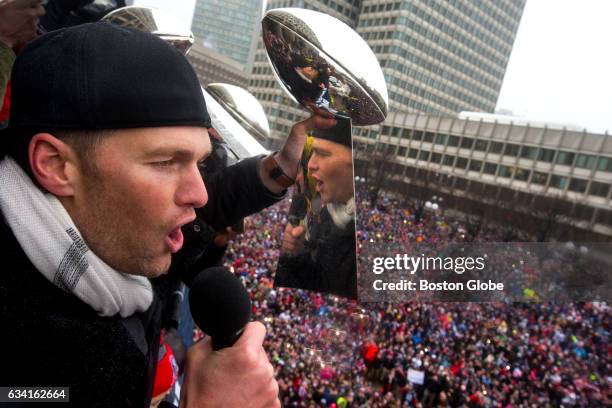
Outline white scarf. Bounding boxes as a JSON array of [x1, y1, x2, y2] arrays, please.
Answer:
[[326, 197, 355, 230], [0, 157, 153, 317]]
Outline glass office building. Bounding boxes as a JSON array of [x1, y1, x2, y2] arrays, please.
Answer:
[[191, 0, 264, 70]]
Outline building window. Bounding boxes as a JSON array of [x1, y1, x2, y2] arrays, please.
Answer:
[[424, 132, 435, 143], [596, 209, 612, 224], [447, 135, 460, 147], [483, 162, 497, 175], [397, 146, 407, 156], [460, 137, 474, 149], [377, 143, 391, 153], [537, 148, 555, 163], [575, 154, 597, 170], [418, 150, 430, 161], [572, 203, 594, 221], [597, 157, 612, 172], [442, 155, 455, 166], [568, 178, 588, 193], [454, 178, 468, 190], [503, 143, 520, 157], [515, 168, 530, 181], [556, 151, 575, 166], [489, 141, 503, 154], [589, 181, 610, 197], [408, 148, 418, 159], [455, 157, 468, 169], [474, 139, 488, 152], [550, 175, 568, 189], [435, 133, 447, 144], [412, 130, 423, 141], [431, 152, 442, 163], [519, 146, 538, 160], [468, 160, 482, 172], [498, 165, 513, 178], [531, 171, 548, 185]]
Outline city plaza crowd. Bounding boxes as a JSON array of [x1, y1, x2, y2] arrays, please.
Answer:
[[187, 185, 611, 407]]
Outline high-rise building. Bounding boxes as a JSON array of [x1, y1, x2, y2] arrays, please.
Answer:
[[191, 0, 263, 71], [359, 0, 525, 115], [249, 0, 525, 147]]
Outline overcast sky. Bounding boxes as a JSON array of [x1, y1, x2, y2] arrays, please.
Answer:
[[134, 0, 612, 134], [497, 0, 612, 134]]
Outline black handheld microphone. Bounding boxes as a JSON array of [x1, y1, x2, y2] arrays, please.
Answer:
[[288, 194, 308, 227], [189, 267, 251, 350]]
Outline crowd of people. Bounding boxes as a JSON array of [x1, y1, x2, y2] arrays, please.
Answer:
[[1, 2, 609, 407], [204, 187, 611, 407], [356, 185, 609, 304]]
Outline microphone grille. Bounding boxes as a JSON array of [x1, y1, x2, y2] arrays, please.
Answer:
[[189, 267, 251, 340]]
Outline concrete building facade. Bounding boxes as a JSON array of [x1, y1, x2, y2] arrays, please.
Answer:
[[354, 113, 612, 239], [187, 43, 250, 88]]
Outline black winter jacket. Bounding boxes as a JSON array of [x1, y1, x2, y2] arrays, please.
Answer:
[[0, 156, 282, 407]]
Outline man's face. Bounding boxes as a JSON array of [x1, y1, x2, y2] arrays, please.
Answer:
[[307, 138, 353, 205], [64, 127, 211, 278]]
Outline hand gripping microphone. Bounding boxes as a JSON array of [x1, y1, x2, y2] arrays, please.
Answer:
[[188, 267, 251, 350], [288, 194, 308, 227]]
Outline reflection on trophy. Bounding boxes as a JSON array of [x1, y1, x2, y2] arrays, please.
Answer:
[[265, 8, 388, 300], [102, 6, 195, 55], [203, 83, 269, 162], [199, 83, 269, 242], [262, 8, 388, 125]]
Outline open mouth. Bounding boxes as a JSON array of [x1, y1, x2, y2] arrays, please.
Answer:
[[316, 180, 324, 193], [165, 226, 184, 254], [312, 175, 324, 193]]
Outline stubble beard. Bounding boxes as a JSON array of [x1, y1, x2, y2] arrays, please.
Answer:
[[75, 172, 170, 278]]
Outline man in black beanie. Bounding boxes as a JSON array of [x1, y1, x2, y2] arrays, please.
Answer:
[[0, 21, 333, 407], [276, 118, 357, 299]]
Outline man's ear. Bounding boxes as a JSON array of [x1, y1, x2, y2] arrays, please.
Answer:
[[28, 133, 78, 197]]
